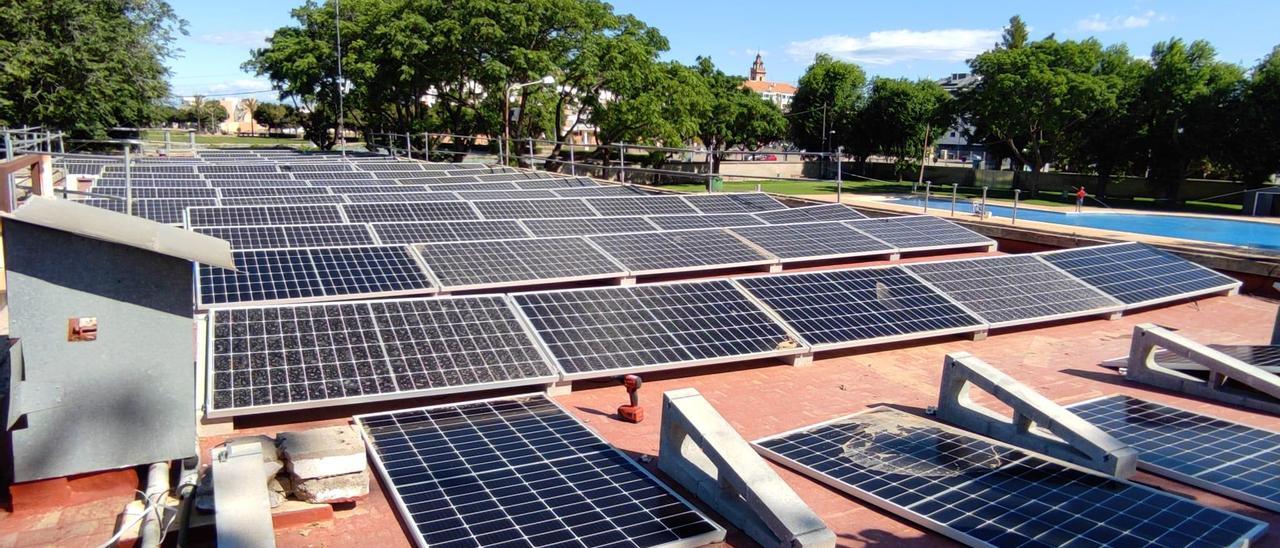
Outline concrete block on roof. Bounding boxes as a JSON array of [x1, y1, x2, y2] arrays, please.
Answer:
[[291, 470, 369, 504], [278, 425, 366, 480], [658, 388, 834, 548]]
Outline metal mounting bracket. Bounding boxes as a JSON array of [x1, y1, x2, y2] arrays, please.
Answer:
[[937, 352, 1137, 478]]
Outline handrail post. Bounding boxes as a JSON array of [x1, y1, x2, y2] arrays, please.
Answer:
[[981, 186, 988, 218], [405, 132, 412, 160], [951, 184, 958, 217], [527, 137, 534, 168], [924, 181, 931, 213], [618, 142, 626, 183], [835, 145, 843, 203], [3, 131, 13, 212], [189, 131, 196, 151], [424, 132, 430, 161], [164, 129, 171, 154], [569, 145, 575, 176], [1012, 189, 1021, 224], [123, 142, 133, 216]]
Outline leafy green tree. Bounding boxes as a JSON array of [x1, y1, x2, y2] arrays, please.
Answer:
[[960, 37, 1117, 193], [689, 58, 787, 174], [1000, 16, 1029, 49], [789, 54, 866, 153], [857, 78, 952, 180], [0, 0, 186, 137], [1224, 46, 1280, 187], [1140, 39, 1244, 201], [591, 61, 710, 151], [1057, 45, 1151, 197], [253, 102, 291, 132], [181, 97, 228, 133]]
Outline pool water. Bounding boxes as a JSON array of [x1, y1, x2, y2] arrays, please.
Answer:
[[889, 197, 1280, 250]]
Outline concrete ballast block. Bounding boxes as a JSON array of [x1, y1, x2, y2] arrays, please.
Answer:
[[278, 426, 366, 480]]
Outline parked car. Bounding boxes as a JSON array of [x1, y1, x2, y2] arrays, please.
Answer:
[[747, 153, 777, 161]]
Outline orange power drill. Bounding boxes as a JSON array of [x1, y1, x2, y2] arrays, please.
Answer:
[[617, 375, 644, 423]]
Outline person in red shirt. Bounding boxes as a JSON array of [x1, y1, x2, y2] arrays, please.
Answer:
[[1076, 186, 1087, 212]]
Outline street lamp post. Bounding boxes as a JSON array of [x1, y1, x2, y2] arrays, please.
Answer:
[[504, 76, 555, 165]]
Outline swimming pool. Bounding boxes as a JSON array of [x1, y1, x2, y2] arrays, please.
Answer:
[[888, 197, 1280, 250]]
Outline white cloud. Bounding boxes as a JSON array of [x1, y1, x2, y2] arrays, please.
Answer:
[[174, 78, 275, 100], [194, 30, 271, 47], [1076, 10, 1164, 32], [787, 29, 1001, 65]]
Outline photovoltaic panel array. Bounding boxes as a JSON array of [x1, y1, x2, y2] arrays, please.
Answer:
[[513, 280, 804, 378], [846, 215, 994, 252], [207, 297, 557, 416], [472, 199, 598, 220], [586, 196, 697, 217], [683, 193, 786, 213], [371, 220, 532, 244], [645, 214, 765, 231], [1040, 242, 1241, 308], [520, 216, 658, 237], [587, 229, 772, 275], [415, 237, 625, 291], [342, 201, 479, 223], [187, 205, 346, 227], [552, 186, 653, 197], [1067, 395, 1280, 513], [197, 245, 433, 307], [903, 255, 1123, 327], [729, 222, 895, 262], [221, 195, 348, 206], [734, 266, 986, 350], [1152, 344, 1280, 372], [356, 395, 726, 547], [455, 190, 559, 201], [343, 192, 459, 203], [754, 203, 866, 224], [195, 224, 376, 249], [753, 407, 1266, 548]]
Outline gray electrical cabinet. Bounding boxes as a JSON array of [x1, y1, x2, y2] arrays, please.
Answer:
[[2, 199, 233, 482]]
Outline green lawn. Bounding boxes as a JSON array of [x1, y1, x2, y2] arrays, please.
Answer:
[[141, 131, 313, 148], [658, 179, 1243, 214]]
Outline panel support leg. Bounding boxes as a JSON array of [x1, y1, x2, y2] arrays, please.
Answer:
[[546, 380, 573, 397], [616, 277, 636, 286], [969, 329, 989, 341], [766, 263, 783, 273], [780, 352, 814, 368]]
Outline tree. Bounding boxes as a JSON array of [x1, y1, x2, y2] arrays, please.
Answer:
[[960, 37, 1117, 193], [253, 102, 291, 133], [591, 61, 710, 151], [1140, 39, 1244, 201], [240, 98, 260, 135], [1000, 16, 1029, 49], [0, 0, 186, 137], [789, 54, 866, 153], [1057, 45, 1151, 197], [857, 78, 952, 180], [1224, 46, 1280, 187], [182, 97, 228, 133], [690, 57, 787, 174]]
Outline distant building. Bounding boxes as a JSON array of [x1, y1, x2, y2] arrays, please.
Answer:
[[742, 54, 796, 111], [934, 72, 990, 167]]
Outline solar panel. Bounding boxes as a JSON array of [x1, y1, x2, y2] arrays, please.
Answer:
[[903, 255, 1123, 327], [204, 173, 297, 181], [552, 186, 653, 198], [91, 187, 219, 199], [586, 196, 698, 217], [127, 198, 219, 224], [197, 245, 433, 307], [477, 173, 532, 183], [472, 199, 598, 220], [455, 189, 559, 201], [520, 216, 658, 237], [106, 164, 195, 174], [371, 220, 532, 244], [587, 229, 773, 275], [645, 214, 765, 230], [729, 221, 896, 262], [683, 193, 786, 213], [198, 164, 279, 174], [416, 237, 625, 291], [357, 162, 424, 172], [297, 176, 382, 185], [356, 395, 726, 547], [512, 178, 599, 190], [194, 226, 290, 249], [217, 186, 332, 197], [342, 201, 479, 223], [280, 224, 378, 247], [1039, 243, 1241, 308], [79, 199, 125, 213], [512, 280, 805, 378], [423, 182, 518, 192], [754, 203, 867, 224], [1153, 344, 1280, 372], [94, 178, 209, 188], [845, 215, 994, 252], [342, 192, 460, 203], [407, 175, 480, 185], [186, 205, 347, 228], [326, 185, 433, 195], [1067, 395, 1280, 513], [753, 407, 1266, 548], [734, 266, 986, 350], [207, 179, 308, 188], [278, 163, 355, 173], [220, 195, 348, 206], [372, 170, 431, 180], [206, 297, 557, 416]]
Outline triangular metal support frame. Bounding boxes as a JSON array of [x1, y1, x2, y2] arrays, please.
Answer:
[[937, 352, 1138, 478], [657, 388, 834, 548], [1125, 323, 1280, 415]]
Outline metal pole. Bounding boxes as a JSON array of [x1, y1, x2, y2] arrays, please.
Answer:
[[924, 181, 931, 213], [1012, 189, 1021, 224], [424, 132, 430, 161], [836, 146, 843, 203], [981, 186, 988, 218], [527, 137, 534, 168], [950, 184, 958, 217], [124, 143, 133, 216], [189, 131, 195, 151], [3, 132, 12, 212], [406, 132, 412, 159], [569, 146, 575, 176], [618, 142, 626, 183]]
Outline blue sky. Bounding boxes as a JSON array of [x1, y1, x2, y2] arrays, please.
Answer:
[[165, 0, 1280, 100]]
